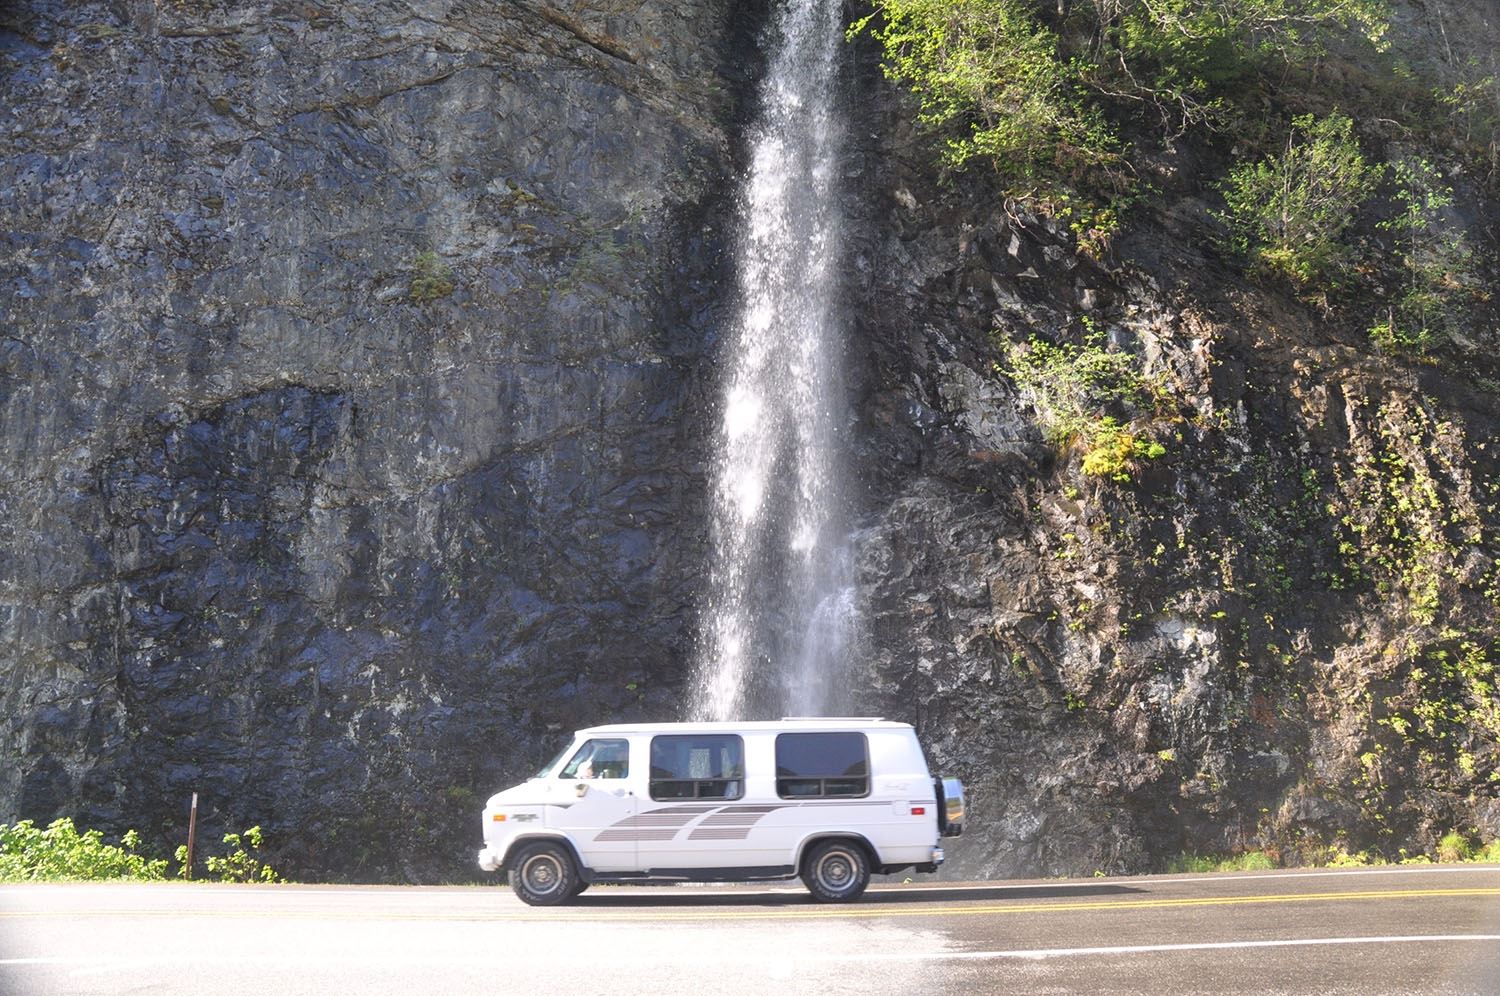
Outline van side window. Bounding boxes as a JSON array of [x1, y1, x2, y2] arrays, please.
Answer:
[[775, 733, 869, 798], [649, 735, 744, 801], [559, 738, 630, 780]]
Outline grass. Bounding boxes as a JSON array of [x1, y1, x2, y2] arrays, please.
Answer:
[[1168, 834, 1500, 874], [1167, 850, 1278, 874]]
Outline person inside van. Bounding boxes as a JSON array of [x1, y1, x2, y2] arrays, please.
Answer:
[[592, 742, 628, 779], [560, 738, 629, 780]]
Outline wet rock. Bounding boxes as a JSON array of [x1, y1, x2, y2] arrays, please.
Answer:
[[0, 0, 769, 881]]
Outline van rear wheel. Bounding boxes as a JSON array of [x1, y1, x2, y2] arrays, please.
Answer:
[[509, 842, 579, 906], [801, 840, 870, 903]]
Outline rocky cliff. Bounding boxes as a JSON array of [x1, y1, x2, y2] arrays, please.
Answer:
[[1, 0, 764, 879], [840, 0, 1500, 876], [3, 0, 1499, 881]]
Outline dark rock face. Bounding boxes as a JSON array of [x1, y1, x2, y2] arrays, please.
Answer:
[[837, 3, 1500, 877], [1, 0, 767, 880], [4, 0, 1499, 884]]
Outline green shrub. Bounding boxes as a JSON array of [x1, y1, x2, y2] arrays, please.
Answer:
[[1081, 419, 1167, 482], [1167, 852, 1217, 873], [1426, 56, 1500, 175], [1368, 158, 1475, 354], [0, 818, 168, 882], [1216, 112, 1382, 285], [854, 2, 1393, 253], [1001, 333, 1168, 483], [1002, 335, 1156, 441], [1230, 850, 1278, 872], [850, 0, 1128, 247], [182, 825, 281, 883], [1107, 0, 1389, 93], [1325, 847, 1385, 867]]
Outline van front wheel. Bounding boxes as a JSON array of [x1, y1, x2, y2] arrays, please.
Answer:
[[509, 842, 579, 906], [801, 840, 870, 903]]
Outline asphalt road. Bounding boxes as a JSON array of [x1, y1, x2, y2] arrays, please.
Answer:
[[3, 865, 1499, 995]]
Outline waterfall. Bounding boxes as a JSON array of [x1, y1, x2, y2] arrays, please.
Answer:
[[693, 0, 856, 722]]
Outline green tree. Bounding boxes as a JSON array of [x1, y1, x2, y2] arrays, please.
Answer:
[[1369, 158, 1474, 353], [1216, 112, 1382, 284], [851, 0, 1128, 247], [854, 2, 1393, 251]]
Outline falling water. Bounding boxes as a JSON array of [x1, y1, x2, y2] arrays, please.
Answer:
[[693, 0, 856, 722]]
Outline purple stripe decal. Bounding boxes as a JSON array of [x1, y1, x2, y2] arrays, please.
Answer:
[[649, 805, 721, 814], [596, 829, 680, 841], [718, 805, 782, 814]]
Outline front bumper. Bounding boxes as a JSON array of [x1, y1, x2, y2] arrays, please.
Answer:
[[477, 846, 504, 873]]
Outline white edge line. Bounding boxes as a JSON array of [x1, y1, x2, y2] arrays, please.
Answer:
[[7, 936, 1500, 972], [864, 864, 1500, 894], [1139, 865, 1500, 887], [825, 935, 1500, 963], [5, 937, 1499, 971]]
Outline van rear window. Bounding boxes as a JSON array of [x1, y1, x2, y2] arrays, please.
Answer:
[[649, 735, 745, 801], [775, 733, 870, 798]]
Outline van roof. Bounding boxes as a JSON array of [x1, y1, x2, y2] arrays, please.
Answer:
[[575, 718, 912, 736]]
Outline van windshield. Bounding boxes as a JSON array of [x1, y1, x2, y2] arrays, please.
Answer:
[[533, 741, 576, 779]]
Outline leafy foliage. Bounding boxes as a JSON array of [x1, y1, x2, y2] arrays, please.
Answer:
[[1080, 419, 1167, 482], [1216, 112, 1382, 285], [0, 818, 168, 882], [1368, 158, 1476, 353], [850, 0, 1127, 244], [179, 825, 282, 883], [1430, 62, 1500, 179], [0, 817, 286, 884], [1101, 0, 1389, 94], [853, 1, 1394, 249], [1172, 832, 1500, 872], [1333, 399, 1474, 626], [1001, 332, 1168, 482]]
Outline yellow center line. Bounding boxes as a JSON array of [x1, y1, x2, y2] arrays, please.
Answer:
[[3, 887, 1498, 922]]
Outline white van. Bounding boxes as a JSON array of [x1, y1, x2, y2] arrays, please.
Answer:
[[477, 718, 965, 905]]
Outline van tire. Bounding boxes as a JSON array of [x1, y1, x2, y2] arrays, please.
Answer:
[[801, 839, 870, 902], [509, 842, 579, 906]]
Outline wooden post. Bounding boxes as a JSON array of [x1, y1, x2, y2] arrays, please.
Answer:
[[185, 792, 198, 880]]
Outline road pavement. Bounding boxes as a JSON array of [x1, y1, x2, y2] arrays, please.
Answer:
[[3, 864, 1499, 994]]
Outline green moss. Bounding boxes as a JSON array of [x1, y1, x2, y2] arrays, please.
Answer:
[[409, 251, 456, 303], [1333, 399, 1478, 625]]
